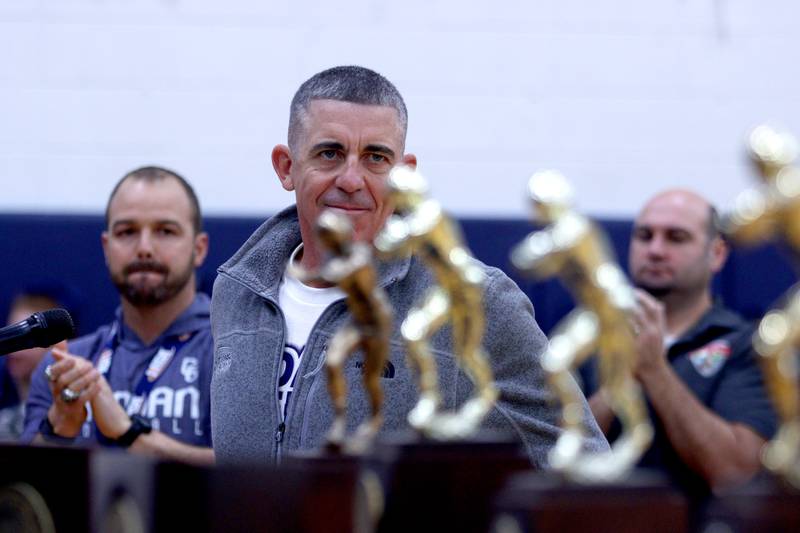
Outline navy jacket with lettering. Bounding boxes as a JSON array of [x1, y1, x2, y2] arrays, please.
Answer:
[[21, 294, 213, 447]]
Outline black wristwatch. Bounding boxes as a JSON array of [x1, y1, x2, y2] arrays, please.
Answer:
[[115, 415, 152, 448]]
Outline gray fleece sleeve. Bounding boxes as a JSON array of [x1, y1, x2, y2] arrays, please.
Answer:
[[479, 268, 609, 468]]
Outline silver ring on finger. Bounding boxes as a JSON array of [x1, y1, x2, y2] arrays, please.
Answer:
[[60, 387, 80, 403], [44, 365, 56, 382]]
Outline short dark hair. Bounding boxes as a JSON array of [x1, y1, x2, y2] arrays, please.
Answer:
[[8, 282, 81, 331], [288, 66, 408, 152], [10, 293, 60, 317], [105, 166, 202, 233]]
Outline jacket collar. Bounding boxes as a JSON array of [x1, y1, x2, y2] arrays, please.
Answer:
[[218, 205, 410, 300], [669, 303, 745, 355], [114, 292, 211, 349]]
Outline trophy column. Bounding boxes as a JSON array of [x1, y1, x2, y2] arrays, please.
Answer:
[[367, 166, 531, 533], [494, 170, 688, 532], [709, 125, 800, 531]]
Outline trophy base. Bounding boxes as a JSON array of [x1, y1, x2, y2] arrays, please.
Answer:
[[700, 473, 800, 533], [369, 430, 531, 533], [491, 469, 688, 533], [0, 444, 91, 532], [210, 453, 376, 533]]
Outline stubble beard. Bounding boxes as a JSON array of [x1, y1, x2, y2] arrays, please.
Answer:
[[636, 276, 707, 304], [112, 255, 195, 308], [637, 283, 673, 299]]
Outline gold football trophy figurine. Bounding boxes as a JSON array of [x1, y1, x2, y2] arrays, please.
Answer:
[[290, 210, 392, 453], [510, 170, 652, 482], [724, 125, 800, 486], [374, 166, 498, 440]]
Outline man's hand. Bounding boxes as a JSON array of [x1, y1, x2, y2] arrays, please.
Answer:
[[626, 290, 766, 490], [631, 289, 670, 383], [45, 341, 101, 437], [39, 342, 214, 465], [90, 375, 132, 440]]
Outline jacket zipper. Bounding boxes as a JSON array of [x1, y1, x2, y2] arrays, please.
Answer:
[[218, 270, 293, 465], [272, 301, 287, 464], [219, 269, 375, 462], [274, 421, 286, 465], [281, 300, 344, 450], [271, 294, 340, 462]]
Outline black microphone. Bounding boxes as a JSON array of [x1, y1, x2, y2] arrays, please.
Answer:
[[0, 309, 76, 355]]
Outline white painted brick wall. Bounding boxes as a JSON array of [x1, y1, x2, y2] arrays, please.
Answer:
[[1, 0, 799, 217]]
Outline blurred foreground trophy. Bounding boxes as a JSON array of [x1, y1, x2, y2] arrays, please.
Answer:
[[374, 166, 499, 439], [284, 210, 390, 531], [724, 125, 800, 487], [510, 170, 652, 483], [370, 167, 526, 533], [490, 170, 685, 533], [290, 209, 392, 453]]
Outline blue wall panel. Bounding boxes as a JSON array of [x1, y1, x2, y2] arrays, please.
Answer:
[[0, 214, 796, 338]]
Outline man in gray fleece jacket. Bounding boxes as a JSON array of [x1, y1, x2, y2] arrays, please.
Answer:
[[210, 65, 608, 466]]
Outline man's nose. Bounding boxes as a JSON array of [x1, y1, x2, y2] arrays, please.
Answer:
[[336, 156, 366, 193], [135, 230, 155, 258], [646, 235, 668, 257]]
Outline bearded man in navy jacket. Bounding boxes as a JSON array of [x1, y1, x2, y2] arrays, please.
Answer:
[[23, 166, 215, 465]]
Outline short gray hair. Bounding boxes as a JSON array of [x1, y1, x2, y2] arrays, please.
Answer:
[[288, 66, 408, 152]]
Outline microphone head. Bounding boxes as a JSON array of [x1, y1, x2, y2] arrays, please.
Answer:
[[31, 309, 76, 348]]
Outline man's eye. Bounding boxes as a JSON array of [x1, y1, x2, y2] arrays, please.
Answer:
[[157, 227, 177, 236], [368, 153, 388, 163], [669, 232, 690, 243], [116, 228, 136, 237], [633, 229, 651, 241], [320, 150, 338, 160]]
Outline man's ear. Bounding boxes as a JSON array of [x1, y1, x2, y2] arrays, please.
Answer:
[[193, 232, 210, 268], [709, 236, 729, 274], [100, 231, 110, 266], [272, 144, 295, 191], [401, 153, 418, 170]]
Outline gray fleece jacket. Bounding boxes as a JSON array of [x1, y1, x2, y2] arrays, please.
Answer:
[[210, 206, 608, 466]]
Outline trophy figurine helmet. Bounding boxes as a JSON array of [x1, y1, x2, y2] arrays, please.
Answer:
[[748, 125, 799, 179], [386, 165, 429, 210], [526, 170, 575, 222], [316, 209, 354, 253]]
